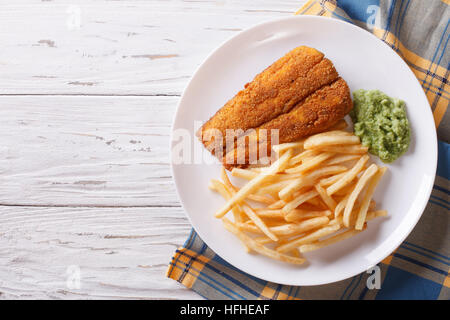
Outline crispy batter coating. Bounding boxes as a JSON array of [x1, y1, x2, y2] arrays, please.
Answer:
[[197, 46, 339, 152], [222, 78, 352, 169]]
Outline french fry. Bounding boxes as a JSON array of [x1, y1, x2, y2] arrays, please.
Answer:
[[272, 140, 304, 154], [238, 216, 329, 237], [265, 218, 288, 225], [319, 171, 347, 186], [333, 182, 356, 196], [367, 210, 388, 219], [296, 202, 327, 211], [286, 152, 334, 174], [327, 155, 369, 196], [284, 209, 332, 222], [269, 216, 329, 236], [222, 218, 306, 265], [253, 237, 275, 245], [333, 200, 377, 224], [279, 180, 309, 202], [254, 209, 285, 219], [276, 224, 341, 253], [304, 135, 360, 150], [219, 168, 278, 241], [301, 155, 320, 163], [334, 193, 350, 218], [290, 248, 302, 258], [289, 149, 318, 166], [355, 167, 387, 230], [220, 169, 248, 221], [256, 179, 296, 195], [313, 145, 368, 154], [343, 164, 378, 228], [222, 168, 275, 205], [240, 205, 278, 241], [236, 222, 262, 233], [352, 210, 387, 224], [209, 179, 245, 223], [272, 172, 305, 181], [325, 154, 360, 166], [222, 170, 276, 205], [268, 199, 286, 210], [315, 184, 337, 210], [304, 130, 352, 141], [334, 209, 387, 228], [305, 197, 327, 209], [246, 194, 276, 205], [231, 168, 258, 180], [215, 149, 293, 218], [209, 180, 250, 252], [282, 189, 319, 214], [279, 165, 347, 200], [299, 226, 366, 253], [253, 234, 292, 245]]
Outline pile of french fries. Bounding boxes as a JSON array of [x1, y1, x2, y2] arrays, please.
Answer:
[[209, 120, 388, 265]]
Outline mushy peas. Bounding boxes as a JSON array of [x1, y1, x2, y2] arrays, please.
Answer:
[[350, 89, 410, 163]]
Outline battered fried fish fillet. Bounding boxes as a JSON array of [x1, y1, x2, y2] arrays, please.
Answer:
[[197, 46, 339, 153], [222, 78, 352, 169]]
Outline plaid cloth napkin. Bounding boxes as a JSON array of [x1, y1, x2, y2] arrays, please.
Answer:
[[167, 0, 450, 299]]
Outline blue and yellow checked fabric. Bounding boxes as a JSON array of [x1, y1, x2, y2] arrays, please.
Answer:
[[167, 0, 450, 299]]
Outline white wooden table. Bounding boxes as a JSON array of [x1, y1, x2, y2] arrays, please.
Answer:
[[0, 0, 306, 299]]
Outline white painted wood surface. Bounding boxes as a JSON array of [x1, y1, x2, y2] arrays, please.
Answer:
[[0, 0, 306, 299]]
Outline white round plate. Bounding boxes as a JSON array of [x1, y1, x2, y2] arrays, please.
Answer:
[[170, 16, 437, 286]]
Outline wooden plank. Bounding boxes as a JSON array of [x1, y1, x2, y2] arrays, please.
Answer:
[[0, 0, 302, 95], [0, 206, 200, 299], [0, 95, 180, 206]]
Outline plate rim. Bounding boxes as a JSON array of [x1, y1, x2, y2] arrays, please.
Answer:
[[169, 15, 438, 286]]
